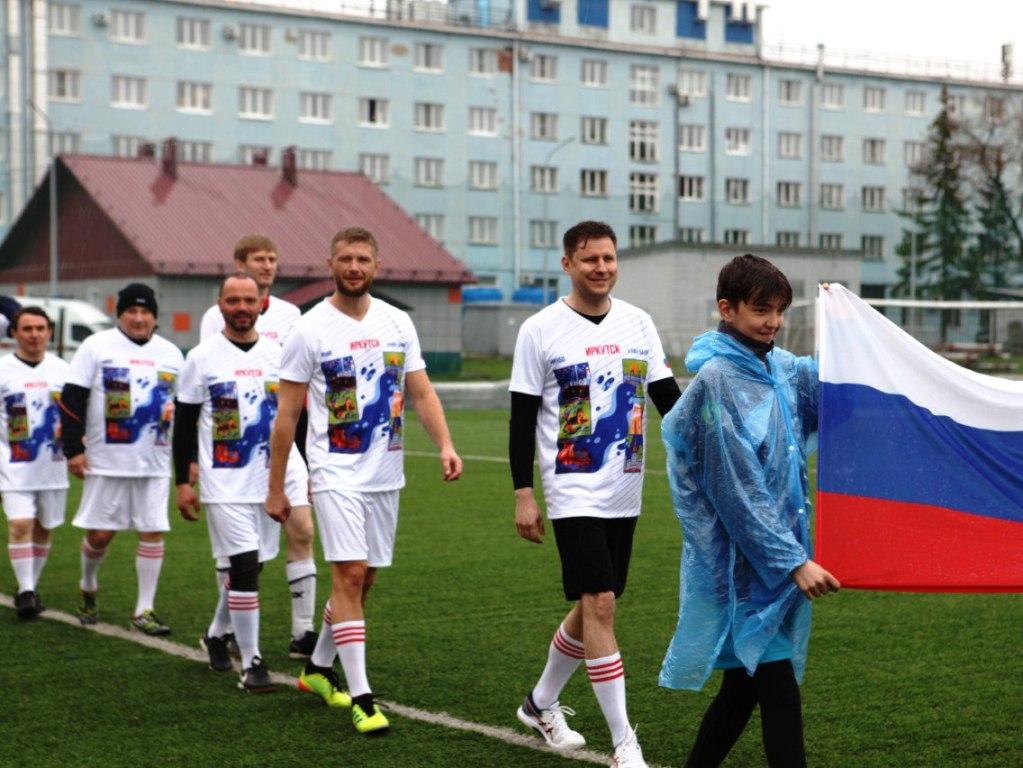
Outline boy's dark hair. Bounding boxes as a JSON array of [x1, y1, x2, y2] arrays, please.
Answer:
[[12, 306, 53, 332], [563, 220, 617, 256], [717, 253, 793, 310]]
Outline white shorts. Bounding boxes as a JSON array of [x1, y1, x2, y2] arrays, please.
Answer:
[[2, 489, 67, 528], [72, 476, 170, 533], [206, 503, 281, 562], [285, 451, 311, 510], [313, 489, 399, 567]]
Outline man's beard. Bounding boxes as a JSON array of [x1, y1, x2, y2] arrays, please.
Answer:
[[335, 276, 373, 297], [226, 313, 257, 333]]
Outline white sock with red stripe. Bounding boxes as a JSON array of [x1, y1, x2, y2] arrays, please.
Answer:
[[333, 620, 370, 697], [228, 590, 261, 669], [586, 652, 630, 746], [32, 543, 51, 585], [285, 559, 317, 640], [208, 570, 232, 638], [8, 543, 34, 592], [79, 539, 107, 592], [310, 600, 337, 668], [134, 540, 164, 616], [531, 622, 585, 709]]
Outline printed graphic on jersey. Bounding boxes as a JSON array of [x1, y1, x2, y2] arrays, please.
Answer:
[[209, 380, 275, 469], [385, 351, 405, 451], [323, 357, 359, 429], [5, 393, 28, 443], [4, 391, 62, 463], [322, 354, 402, 454], [103, 366, 178, 445], [554, 363, 593, 472], [155, 370, 177, 447], [622, 359, 647, 473]]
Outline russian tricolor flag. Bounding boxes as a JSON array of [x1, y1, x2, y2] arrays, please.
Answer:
[[817, 285, 1023, 592]]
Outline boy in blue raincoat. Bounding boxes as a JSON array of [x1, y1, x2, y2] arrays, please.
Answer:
[[660, 254, 840, 768]]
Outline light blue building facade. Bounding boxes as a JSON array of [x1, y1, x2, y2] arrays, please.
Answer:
[[2, 0, 1020, 298]]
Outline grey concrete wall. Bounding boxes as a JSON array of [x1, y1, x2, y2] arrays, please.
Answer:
[[380, 284, 462, 354], [462, 304, 539, 357]]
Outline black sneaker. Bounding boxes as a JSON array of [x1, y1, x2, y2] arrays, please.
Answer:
[[15, 590, 37, 620], [238, 657, 276, 693], [200, 633, 232, 672], [288, 630, 319, 659], [31, 592, 45, 615], [224, 632, 241, 660]]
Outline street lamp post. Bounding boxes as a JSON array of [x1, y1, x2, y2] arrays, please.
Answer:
[[28, 100, 58, 297], [540, 136, 575, 303]]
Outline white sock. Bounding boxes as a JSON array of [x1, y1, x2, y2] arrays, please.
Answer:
[[79, 539, 107, 592], [8, 543, 34, 592], [32, 543, 51, 585], [228, 590, 261, 669], [587, 652, 630, 746], [134, 540, 164, 616], [532, 622, 585, 709], [333, 620, 369, 697], [310, 599, 337, 668], [285, 559, 317, 639], [208, 569, 232, 638]]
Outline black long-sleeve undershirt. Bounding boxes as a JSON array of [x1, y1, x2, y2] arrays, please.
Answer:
[[59, 383, 90, 459], [172, 401, 201, 485]]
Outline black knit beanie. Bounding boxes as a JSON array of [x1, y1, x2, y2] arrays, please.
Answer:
[[116, 283, 158, 318]]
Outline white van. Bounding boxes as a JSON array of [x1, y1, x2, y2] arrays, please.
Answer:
[[0, 297, 114, 360]]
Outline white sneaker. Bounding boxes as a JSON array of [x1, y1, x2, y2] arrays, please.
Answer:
[[611, 727, 647, 768], [516, 695, 587, 750]]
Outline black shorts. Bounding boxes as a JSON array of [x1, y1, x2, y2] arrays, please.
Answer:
[[551, 516, 638, 601]]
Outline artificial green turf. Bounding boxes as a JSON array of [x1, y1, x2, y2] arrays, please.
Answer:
[[1, 410, 1021, 767]]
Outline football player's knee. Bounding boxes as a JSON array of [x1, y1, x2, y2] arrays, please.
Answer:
[[8, 518, 31, 540], [228, 550, 261, 592]]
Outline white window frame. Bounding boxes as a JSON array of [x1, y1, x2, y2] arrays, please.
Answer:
[[359, 97, 389, 128], [239, 24, 271, 55], [176, 17, 209, 49], [779, 79, 803, 106], [863, 138, 886, 165], [778, 131, 802, 159], [238, 86, 273, 120], [905, 90, 926, 116], [359, 153, 390, 184], [358, 36, 388, 67], [112, 135, 146, 158], [468, 106, 497, 137], [469, 48, 497, 76], [414, 42, 444, 73], [111, 75, 147, 109], [298, 149, 332, 170], [176, 81, 212, 114], [531, 165, 559, 193], [902, 187, 924, 213], [776, 231, 800, 247], [678, 69, 707, 98], [50, 130, 81, 156], [862, 186, 886, 212], [629, 172, 658, 213], [819, 233, 843, 250], [48, 68, 81, 102], [678, 227, 705, 243], [109, 9, 145, 43], [678, 175, 704, 201], [725, 178, 750, 204], [240, 145, 271, 165], [580, 169, 608, 197], [530, 220, 558, 248], [416, 214, 445, 242], [180, 140, 212, 163], [986, 95, 1005, 123], [531, 54, 557, 82], [630, 65, 659, 106], [414, 102, 445, 132], [820, 183, 844, 210], [468, 216, 498, 245], [863, 86, 886, 113], [531, 112, 559, 141], [725, 73, 752, 102], [820, 82, 844, 110], [581, 59, 608, 87], [629, 120, 659, 163], [904, 141, 925, 167], [48, 3, 81, 36], [414, 157, 444, 188], [679, 124, 705, 152], [629, 225, 657, 247], [300, 92, 332, 123], [629, 4, 657, 34], [777, 181, 801, 208], [862, 235, 884, 260], [725, 127, 751, 156], [469, 160, 499, 191], [723, 229, 749, 245], [297, 29, 331, 61], [821, 135, 844, 162], [581, 116, 608, 145]]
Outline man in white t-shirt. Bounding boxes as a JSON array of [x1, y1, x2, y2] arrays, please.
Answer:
[[0, 307, 70, 619], [198, 234, 318, 660], [61, 283, 184, 635], [266, 226, 463, 735], [509, 221, 681, 767]]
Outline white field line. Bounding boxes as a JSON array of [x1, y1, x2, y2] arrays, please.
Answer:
[[0, 594, 668, 768], [405, 450, 667, 476]]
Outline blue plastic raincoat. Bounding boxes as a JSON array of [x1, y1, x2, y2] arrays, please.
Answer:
[[659, 331, 819, 691]]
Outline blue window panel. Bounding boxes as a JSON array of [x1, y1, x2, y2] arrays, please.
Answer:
[[578, 0, 609, 28], [676, 1, 706, 39], [724, 6, 754, 44], [527, 0, 561, 24]]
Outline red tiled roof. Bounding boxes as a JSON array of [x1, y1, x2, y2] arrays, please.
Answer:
[[60, 154, 474, 284]]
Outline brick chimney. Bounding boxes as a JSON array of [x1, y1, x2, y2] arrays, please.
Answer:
[[282, 145, 297, 186], [161, 137, 178, 179]]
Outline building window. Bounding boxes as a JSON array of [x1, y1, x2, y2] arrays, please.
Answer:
[[111, 76, 146, 109], [48, 69, 81, 101], [630, 225, 657, 247], [947, 93, 966, 116], [725, 73, 752, 101], [581, 59, 608, 87], [819, 233, 843, 250], [176, 82, 212, 113], [902, 186, 924, 213], [629, 173, 658, 213], [678, 175, 704, 201], [820, 183, 844, 210], [678, 227, 705, 243], [821, 135, 844, 162], [530, 219, 558, 247], [862, 186, 885, 212], [176, 17, 209, 48], [358, 36, 388, 66], [776, 231, 800, 247], [468, 106, 497, 136], [904, 141, 925, 168], [180, 140, 212, 163], [415, 214, 444, 242], [531, 112, 559, 141], [580, 169, 608, 197], [777, 181, 801, 208], [298, 30, 331, 61], [414, 102, 445, 132], [630, 65, 659, 106], [578, 116, 606, 145], [862, 235, 884, 260], [905, 90, 926, 116], [629, 4, 656, 33], [469, 161, 499, 190], [468, 216, 498, 245], [863, 86, 886, 112], [300, 92, 332, 123], [414, 157, 444, 187], [531, 54, 558, 82], [299, 149, 332, 170], [678, 69, 707, 98], [239, 24, 271, 55], [240, 145, 271, 165], [725, 127, 751, 156], [986, 95, 1005, 123], [112, 135, 146, 157], [531, 165, 559, 193], [414, 43, 444, 73], [629, 121, 659, 163], [110, 9, 145, 42], [48, 3, 81, 36], [359, 97, 389, 127], [49, 131, 80, 156], [723, 229, 748, 245], [679, 124, 705, 152], [359, 153, 390, 183], [863, 138, 886, 165], [469, 48, 497, 76], [821, 82, 844, 110], [778, 131, 802, 159], [238, 87, 273, 119], [779, 79, 802, 105], [725, 178, 750, 204]]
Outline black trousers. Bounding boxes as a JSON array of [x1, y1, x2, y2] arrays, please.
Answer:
[[684, 659, 806, 768]]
